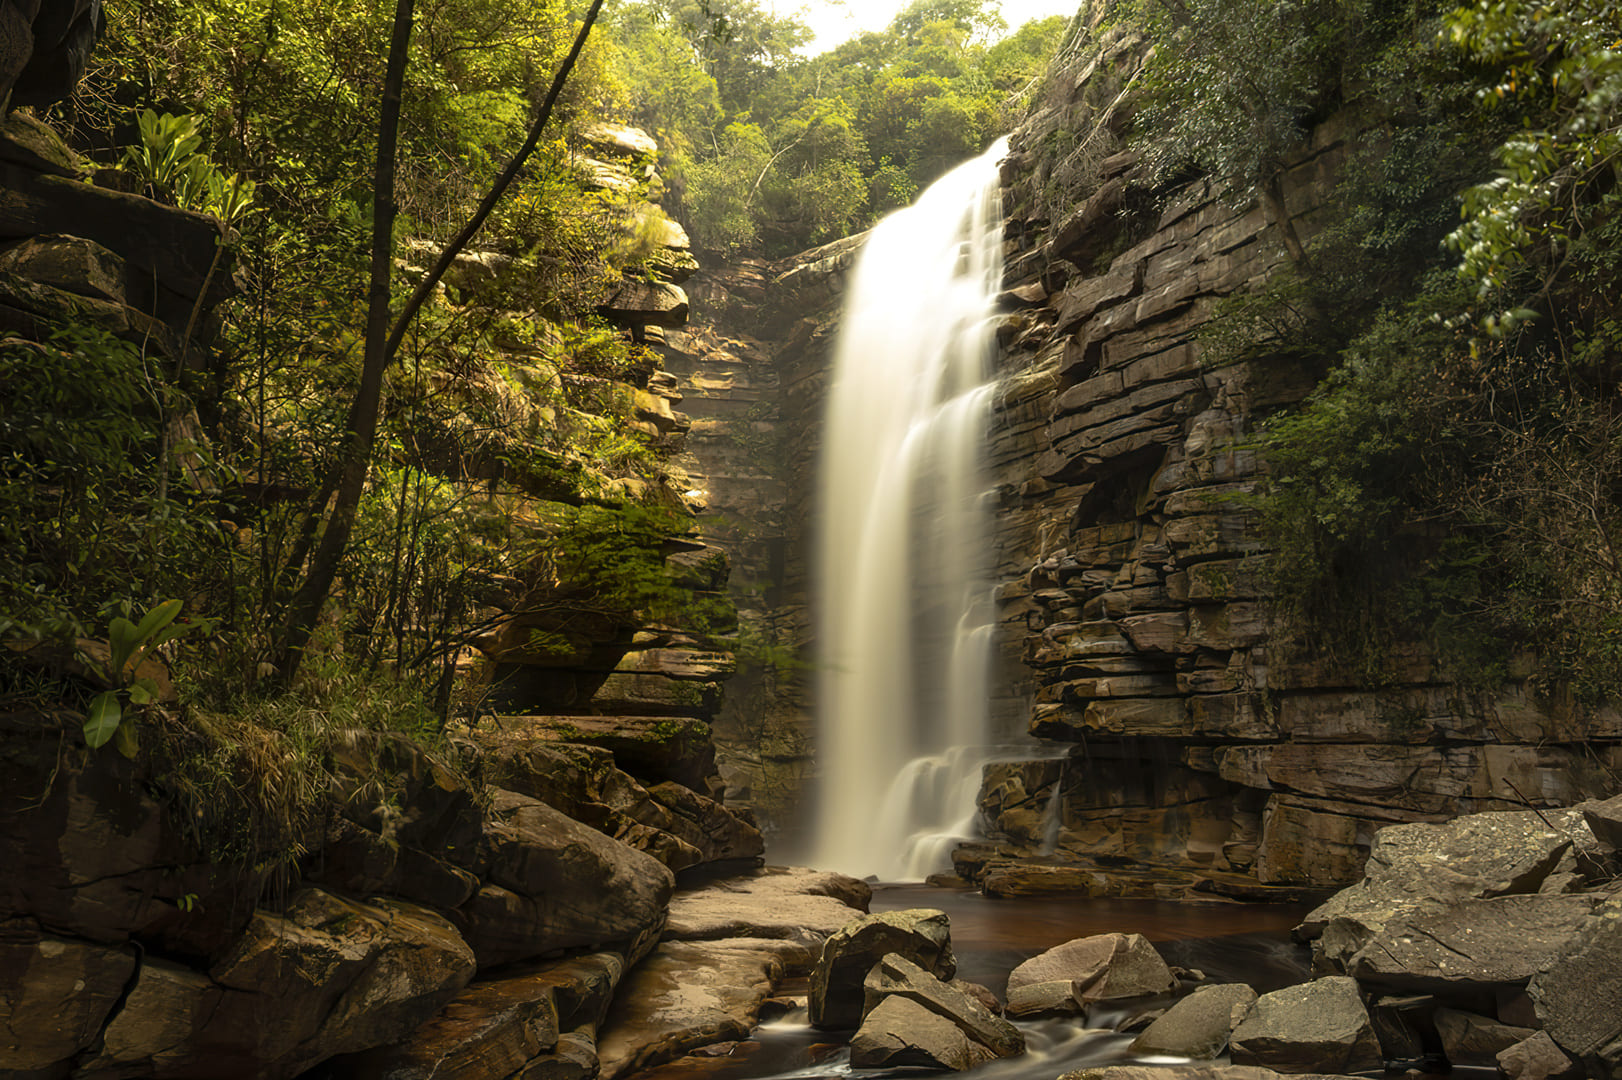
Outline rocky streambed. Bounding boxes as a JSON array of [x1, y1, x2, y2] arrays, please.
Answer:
[[603, 796, 1622, 1080]]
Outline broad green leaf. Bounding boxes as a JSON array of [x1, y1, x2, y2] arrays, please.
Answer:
[[84, 692, 123, 749], [132, 599, 183, 647], [127, 678, 160, 706], [114, 720, 140, 760], [108, 615, 140, 673]]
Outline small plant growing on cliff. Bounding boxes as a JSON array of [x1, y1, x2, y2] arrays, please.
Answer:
[[80, 599, 209, 755]]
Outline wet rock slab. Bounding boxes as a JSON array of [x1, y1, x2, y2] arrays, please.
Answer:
[[595, 938, 800, 1079], [663, 866, 870, 972]]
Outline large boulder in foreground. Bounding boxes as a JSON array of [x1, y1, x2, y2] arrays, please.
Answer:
[[1131, 983, 1259, 1059], [461, 789, 674, 968], [850, 996, 1001, 1071], [1005, 933, 1177, 1018], [1296, 809, 1597, 972], [1343, 894, 1602, 994], [862, 954, 1025, 1060], [1229, 976, 1381, 1075], [809, 909, 955, 1029]]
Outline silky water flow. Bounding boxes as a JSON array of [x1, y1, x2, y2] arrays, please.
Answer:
[[809, 137, 1009, 881]]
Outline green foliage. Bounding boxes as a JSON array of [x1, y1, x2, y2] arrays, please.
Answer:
[[605, 0, 1066, 254], [125, 110, 256, 223], [0, 327, 244, 641], [80, 599, 212, 753]]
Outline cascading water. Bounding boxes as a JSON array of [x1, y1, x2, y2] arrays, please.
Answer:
[[809, 137, 1008, 881]]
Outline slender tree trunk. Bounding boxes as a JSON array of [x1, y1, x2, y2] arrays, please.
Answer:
[[274, 0, 608, 685], [275, 0, 416, 685]]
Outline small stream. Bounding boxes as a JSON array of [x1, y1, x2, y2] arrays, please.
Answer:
[[634, 887, 1314, 1080]]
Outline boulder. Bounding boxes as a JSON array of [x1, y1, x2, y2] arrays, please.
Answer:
[[580, 122, 658, 160], [95, 888, 480, 1077], [862, 954, 1025, 1059], [1344, 894, 1601, 993], [0, 162, 231, 306], [809, 908, 955, 1029], [647, 780, 764, 863], [478, 735, 750, 872], [1297, 809, 1597, 971], [1130, 983, 1259, 1059], [1527, 894, 1622, 1080], [1499, 1031, 1584, 1080], [462, 789, 674, 968], [599, 280, 689, 331], [1229, 976, 1381, 1074], [1004, 933, 1177, 1018], [663, 866, 871, 974], [492, 715, 720, 794], [849, 995, 1000, 1071], [595, 938, 796, 1079]]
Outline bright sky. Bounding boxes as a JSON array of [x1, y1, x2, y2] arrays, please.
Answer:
[[781, 0, 1080, 55]]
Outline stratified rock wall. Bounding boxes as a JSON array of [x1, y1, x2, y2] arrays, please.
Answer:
[[964, 15, 1622, 895]]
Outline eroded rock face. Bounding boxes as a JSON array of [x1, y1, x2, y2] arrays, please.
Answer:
[[809, 908, 956, 1029], [0, 930, 135, 1072]]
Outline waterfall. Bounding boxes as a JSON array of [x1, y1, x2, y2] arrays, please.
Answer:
[[809, 138, 1007, 881]]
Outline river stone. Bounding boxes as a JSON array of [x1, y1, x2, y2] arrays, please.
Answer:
[[1007, 932, 1176, 1006], [663, 866, 871, 974], [1433, 1007, 1535, 1065], [1499, 1031, 1584, 1080], [1298, 809, 1596, 971], [595, 938, 798, 1079], [809, 908, 956, 1029], [1527, 893, 1622, 1079], [1006, 980, 1085, 1018], [463, 789, 674, 968], [1130, 983, 1258, 1058], [849, 995, 1001, 1071], [1345, 894, 1601, 993], [1229, 976, 1382, 1074], [862, 953, 1025, 1058]]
